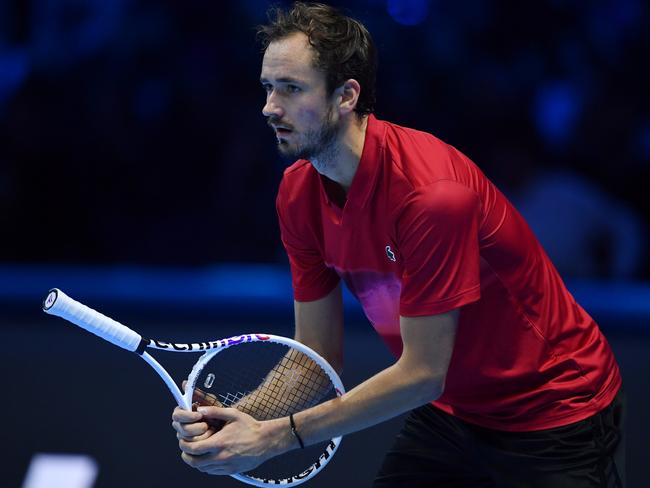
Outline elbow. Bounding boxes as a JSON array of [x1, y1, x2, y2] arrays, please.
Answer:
[[331, 358, 343, 377], [329, 350, 344, 377], [412, 373, 445, 404], [329, 362, 343, 376], [394, 353, 448, 404], [321, 353, 342, 377]]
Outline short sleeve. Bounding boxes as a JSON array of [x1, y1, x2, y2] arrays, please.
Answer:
[[397, 180, 482, 316], [276, 177, 340, 302]]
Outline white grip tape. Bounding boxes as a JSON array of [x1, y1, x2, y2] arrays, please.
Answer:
[[43, 288, 142, 352]]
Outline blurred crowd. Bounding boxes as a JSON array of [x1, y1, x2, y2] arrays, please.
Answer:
[[1, 0, 648, 278]]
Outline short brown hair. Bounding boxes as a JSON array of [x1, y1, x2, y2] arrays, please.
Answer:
[[257, 2, 377, 116]]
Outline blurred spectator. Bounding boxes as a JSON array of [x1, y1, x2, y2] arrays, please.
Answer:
[[514, 170, 646, 279]]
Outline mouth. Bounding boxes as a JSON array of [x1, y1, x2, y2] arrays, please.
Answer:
[[274, 127, 293, 139]]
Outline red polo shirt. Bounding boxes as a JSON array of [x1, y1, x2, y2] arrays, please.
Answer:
[[276, 114, 621, 431]]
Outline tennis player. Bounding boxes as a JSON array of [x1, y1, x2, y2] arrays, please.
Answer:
[[172, 3, 625, 486]]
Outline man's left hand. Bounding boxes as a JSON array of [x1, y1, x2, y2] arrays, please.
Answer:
[[178, 407, 289, 475]]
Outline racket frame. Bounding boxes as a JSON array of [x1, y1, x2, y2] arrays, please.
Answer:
[[185, 334, 344, 487], [43, 288, 345, 486]]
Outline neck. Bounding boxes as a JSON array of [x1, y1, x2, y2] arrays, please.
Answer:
[[311, 115, 368, 193]]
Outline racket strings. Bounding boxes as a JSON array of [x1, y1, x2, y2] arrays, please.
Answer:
[[242, 349, 332, 420], [194, 342, 339, 481], [233, 352, 331, 420]]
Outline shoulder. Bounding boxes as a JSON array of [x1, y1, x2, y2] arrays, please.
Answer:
[[384, 120, 451, 160], [398, 180, 481, 227], [380, 119, 475, 189]]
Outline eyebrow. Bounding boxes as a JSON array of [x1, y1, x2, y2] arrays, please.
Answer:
[[260, 76, 306, 85]]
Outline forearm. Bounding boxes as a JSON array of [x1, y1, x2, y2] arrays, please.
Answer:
[[231, 350, 332, 419], [270, 356, 443, 452], [294, 285, 344, 374], [177, 311, 458, 474]]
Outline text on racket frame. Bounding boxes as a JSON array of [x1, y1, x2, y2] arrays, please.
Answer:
[[149, 334, 271, 351]]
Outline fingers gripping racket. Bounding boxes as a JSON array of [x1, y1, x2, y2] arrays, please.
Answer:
[[42, 288, 344, 487]]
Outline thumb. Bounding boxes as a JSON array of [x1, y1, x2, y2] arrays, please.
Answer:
[[196, 406, 243, 422]]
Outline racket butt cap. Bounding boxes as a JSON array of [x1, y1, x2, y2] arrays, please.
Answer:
[[42, 288, 59, 311]]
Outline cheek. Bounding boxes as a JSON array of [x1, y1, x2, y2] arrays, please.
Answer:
[[296, 105, 323, 126]]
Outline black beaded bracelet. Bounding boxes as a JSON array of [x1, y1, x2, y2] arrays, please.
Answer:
[[289, 413, 305, 449]]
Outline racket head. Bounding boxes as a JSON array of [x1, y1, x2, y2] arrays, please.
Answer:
[[185, 333, 344, 487]]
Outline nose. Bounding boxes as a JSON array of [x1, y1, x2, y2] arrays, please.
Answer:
[[262, 91, 284, 119]]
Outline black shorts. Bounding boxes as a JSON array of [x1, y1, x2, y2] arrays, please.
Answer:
[[373, 388, 625, 488]]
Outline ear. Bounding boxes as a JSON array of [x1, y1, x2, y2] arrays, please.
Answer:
[[335, 79, 361, 116]]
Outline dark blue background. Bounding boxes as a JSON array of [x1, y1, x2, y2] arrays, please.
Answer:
[[1, 1, 648, 486], [1, 0, 648, 276]]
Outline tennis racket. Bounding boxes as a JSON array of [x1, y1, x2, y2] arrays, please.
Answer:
[[42, 288, 344, 487]]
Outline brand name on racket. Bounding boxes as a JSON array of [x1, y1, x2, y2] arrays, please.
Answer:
[[256, 440, 337, 484], [148, 333, 270, 351]]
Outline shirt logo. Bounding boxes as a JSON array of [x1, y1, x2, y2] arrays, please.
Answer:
[[385, 245, 396, 262]]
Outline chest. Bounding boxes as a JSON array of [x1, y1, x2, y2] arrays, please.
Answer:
[[319, 201, 403, 277]]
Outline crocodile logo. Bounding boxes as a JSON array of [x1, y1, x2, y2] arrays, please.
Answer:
[[385, 245, 396, 262]]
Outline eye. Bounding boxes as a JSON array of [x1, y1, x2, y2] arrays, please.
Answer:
[[261, 83, 273, 94], [286, 84, 301, 94]]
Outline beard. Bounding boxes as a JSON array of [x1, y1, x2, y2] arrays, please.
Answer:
[[272, 105, 341, 164]]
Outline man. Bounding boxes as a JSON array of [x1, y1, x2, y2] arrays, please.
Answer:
[[172, 3, 624, 486]]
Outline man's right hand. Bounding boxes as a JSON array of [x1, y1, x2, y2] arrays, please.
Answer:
[[172, 382, 226, 442], [172, 406, 216, 442]]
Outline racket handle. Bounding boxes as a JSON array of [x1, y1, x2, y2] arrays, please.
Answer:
[[43, 288, 143, 352]]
